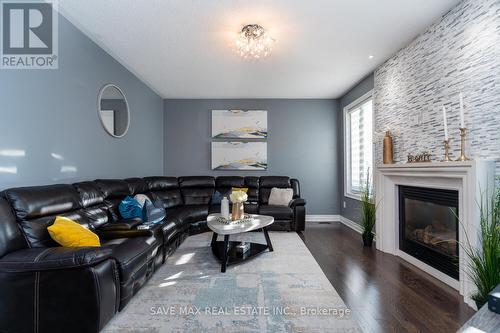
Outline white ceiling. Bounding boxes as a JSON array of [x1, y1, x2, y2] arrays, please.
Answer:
[[58, 0, 460, 99]]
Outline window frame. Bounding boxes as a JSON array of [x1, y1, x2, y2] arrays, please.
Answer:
[[343, 90, 374, 201]]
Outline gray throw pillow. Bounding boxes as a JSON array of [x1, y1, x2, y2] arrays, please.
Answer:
[[268, 188, 293, 206]]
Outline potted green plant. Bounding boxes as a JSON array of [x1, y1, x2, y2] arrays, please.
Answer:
[[361, 169, 376, 247], [463, 188, 500, 309]]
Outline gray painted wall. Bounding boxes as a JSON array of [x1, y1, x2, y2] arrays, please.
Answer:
[[0, 13, 164, 189], [339, 74, 375, 224], [164, 99, 341, 215]]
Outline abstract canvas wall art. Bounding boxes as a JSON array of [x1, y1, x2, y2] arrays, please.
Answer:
[[211, 142, 267, 170], [212, 110, 268, 139]]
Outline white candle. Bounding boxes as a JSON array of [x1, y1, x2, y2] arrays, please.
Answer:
[[459, 92, 465, 128], [442, 105, 448, 140]]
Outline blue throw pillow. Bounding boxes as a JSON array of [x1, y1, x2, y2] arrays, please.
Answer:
[[142, 199, 166, 224], [211, 191, 222, 205], [119, 196, 143, 220]]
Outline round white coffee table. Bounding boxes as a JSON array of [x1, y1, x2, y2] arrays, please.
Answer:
[[207, 213, 274, 272]]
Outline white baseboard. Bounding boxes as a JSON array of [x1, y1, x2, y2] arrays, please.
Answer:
[[338, 216, 364, 234], [305, 215, 341, 222], [305, 215, 368, 236]]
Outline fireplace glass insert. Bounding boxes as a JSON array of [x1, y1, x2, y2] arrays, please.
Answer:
[[399, 185, 459, 279]]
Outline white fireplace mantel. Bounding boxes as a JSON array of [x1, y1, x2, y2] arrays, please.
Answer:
[[375, 160, 495, 309]]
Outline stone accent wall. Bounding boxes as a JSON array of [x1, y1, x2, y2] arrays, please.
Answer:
[[374, 0, 500, 175]]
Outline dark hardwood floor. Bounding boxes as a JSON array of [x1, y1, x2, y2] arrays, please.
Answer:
[[299, 222, 475, 333]]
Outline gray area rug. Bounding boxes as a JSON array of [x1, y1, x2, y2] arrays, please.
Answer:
[[103, 232, 361, 333]]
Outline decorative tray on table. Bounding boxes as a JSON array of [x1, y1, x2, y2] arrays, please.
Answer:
[[215, 215, 253, 225]]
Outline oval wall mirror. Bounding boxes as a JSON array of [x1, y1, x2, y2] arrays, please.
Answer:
[[97, 84, 130, 138]]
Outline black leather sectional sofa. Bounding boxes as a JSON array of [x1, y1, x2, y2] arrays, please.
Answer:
[[0, 176, 305, 333]]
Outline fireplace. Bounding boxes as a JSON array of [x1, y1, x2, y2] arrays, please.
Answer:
[[399, 186, 459, 279], [377, 161, 495, 307]]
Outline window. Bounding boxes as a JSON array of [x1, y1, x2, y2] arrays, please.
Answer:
[[344, 92, 373, 200]]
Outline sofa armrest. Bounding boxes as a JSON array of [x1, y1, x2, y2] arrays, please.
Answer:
[[289, 198, 306, 209], [289, 198, 306, 232], [0, 247, 112, 272], [96, 229, 153, 240], [99, 218, 142, 231], [0, 249, 119, 332]]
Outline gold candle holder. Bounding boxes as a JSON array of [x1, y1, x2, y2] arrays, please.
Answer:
[[442, 139, 451, 162], [456, 127, 470, 161]]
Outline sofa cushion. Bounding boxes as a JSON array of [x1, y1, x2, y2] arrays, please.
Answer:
[[268, 188, 294, 206], [19, 210, 92, 248], [259, 205, 293, 220], [125, 178, 149, 195], [166, 205, 208, 225], [244, 203, 259, 214], [144, 177, 178, 191], [179, 176, 214, 205], [152, 189, 183, 209], [4, 185, 88, 248], [98, 219, 142, 231], [181, 188, 214, 205], [94, 180, 132, 222], [259, 176, 290, 188], [258, 176, 291, 204], [73, 181, 105, 208], [244, 177, 259, 202], [146, 219, 181, 245], [5, 184, 82, 221], [73, 182, 111, 229], [94, 179, 131, 199], [80, 203, 110, 229], [215, 176, 244, 188], [214, 176, 243, 197], [179, 176, 215, 188], [47, 216, 100, 247], [160, 220, 179, 242], [103, 236, 157, 282]]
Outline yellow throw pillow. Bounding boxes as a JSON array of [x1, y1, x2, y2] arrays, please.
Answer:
[[48, 216, 100, 247], [232, 187, 248, 193]]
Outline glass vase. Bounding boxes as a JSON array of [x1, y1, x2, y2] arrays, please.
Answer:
[[231, 202, 244, 221]]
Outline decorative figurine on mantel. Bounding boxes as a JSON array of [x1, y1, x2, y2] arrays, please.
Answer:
[[407, 152, 432, 163]]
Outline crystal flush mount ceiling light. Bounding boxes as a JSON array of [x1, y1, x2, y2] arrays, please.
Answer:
[[235, 24, 274, 59]]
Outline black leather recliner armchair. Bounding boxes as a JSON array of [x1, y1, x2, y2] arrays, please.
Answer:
[[0, 175, 306, 332], [258, 176, 306, 231]]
